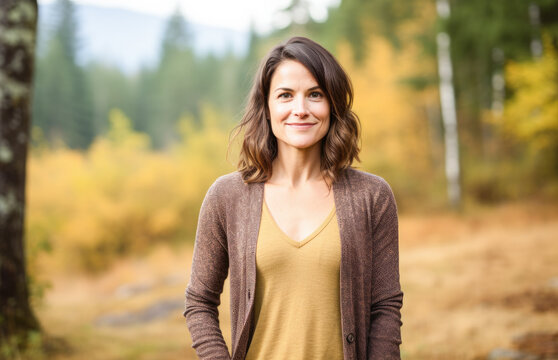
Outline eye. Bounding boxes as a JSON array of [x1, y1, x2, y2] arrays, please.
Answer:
[[278, 92, 292, 99], [309, 91, 324, 99]]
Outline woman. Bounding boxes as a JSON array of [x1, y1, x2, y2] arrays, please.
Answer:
[[184, 36, 403, 360]]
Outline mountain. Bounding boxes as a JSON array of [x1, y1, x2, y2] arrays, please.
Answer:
[[37, 3, 249, 74]]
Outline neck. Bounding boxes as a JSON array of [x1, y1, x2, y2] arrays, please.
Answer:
[[269, 142, 323, 188]]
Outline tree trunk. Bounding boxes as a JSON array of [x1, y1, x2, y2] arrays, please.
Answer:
[[436, 0, 461, 209], [491, 48, 505, 119], [528, 2, 542, 58], [0, 0, 41, 350], [486, 47, 506, 156]]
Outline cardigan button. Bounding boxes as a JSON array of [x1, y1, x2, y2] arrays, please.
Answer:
[[346, 333, 355, 343]]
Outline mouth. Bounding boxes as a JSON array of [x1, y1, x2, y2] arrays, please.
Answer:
[[285, 122, 316, 129]]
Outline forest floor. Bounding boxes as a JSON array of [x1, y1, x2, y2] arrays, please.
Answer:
[[31, 200, 558, 360]]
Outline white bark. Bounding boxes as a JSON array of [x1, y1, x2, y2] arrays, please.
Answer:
[[491, 48, 505, 118], [529, 2, 542, 58], [436, 0, 461, 208]]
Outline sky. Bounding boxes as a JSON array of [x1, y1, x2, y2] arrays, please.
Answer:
[[37, 0, 340, 33]]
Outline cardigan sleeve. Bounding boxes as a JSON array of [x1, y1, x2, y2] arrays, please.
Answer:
[[368, 179, 403, 359], [184, 180, 231, 360]]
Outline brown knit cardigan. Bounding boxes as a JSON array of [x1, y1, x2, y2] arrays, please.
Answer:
[[184, 168, 403, 359]]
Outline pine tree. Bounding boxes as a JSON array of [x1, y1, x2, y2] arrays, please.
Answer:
[[149, 8, 197, 148], [32, 0, 95, 149]]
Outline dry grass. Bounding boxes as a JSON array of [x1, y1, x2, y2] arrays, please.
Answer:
[[34, 201, 558, 359], [399, 201, 558, 359]]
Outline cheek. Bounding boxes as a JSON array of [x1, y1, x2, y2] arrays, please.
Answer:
[[269, 118, 278, 134], [313, 101, 330, 119], [320, 106, 331, 134], [269, 116, 283, 138], [268, 106, 291, 135], [269, 102, 290, 118], [321, 118, 331, 136]]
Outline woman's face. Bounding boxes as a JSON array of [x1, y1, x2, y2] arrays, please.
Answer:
[[267, 60, 330, 153]]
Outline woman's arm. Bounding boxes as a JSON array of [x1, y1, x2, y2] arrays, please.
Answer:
[[184, 181, 231, 360], [368, 180, 403, 359]]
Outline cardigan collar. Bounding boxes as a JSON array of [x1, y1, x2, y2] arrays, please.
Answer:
[[244, 168, 353, 234]]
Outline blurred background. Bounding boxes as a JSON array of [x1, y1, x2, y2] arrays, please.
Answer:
[[1, 0, 558, 358]]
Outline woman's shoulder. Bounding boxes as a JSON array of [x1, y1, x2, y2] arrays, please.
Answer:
[[211, 171, 244, 188], [205, 171, 256, 200], [342, 167, 394, 196], [340, 168, 398, 219]]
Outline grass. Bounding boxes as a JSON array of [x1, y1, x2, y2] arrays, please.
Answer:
[[31, 200, 558, 359]]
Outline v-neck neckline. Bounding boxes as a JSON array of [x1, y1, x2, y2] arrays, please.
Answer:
[[262, 200, 336, 248]]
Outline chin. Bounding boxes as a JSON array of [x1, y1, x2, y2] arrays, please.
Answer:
[[284, 138, 323, 150]]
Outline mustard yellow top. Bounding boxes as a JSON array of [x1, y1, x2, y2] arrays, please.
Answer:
[[245, 201, 343, 360]]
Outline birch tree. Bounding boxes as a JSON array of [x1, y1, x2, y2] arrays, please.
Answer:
[[436, 0, 461, 208]]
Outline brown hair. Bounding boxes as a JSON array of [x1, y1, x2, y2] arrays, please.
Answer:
[[232, 36, 360, 184]]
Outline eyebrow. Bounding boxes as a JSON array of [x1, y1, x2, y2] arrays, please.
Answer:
[[273, 86, 322, 93]]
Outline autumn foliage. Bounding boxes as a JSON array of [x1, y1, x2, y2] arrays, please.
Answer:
[[26, 107, 234, 273]]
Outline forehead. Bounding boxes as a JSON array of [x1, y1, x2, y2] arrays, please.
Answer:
[[270, 60, 318, 88]]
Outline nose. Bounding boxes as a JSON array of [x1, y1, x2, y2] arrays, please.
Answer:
[[292, 96, 309, 118]]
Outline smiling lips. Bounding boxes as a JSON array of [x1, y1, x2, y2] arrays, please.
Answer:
[[285, 122, 316, 129]]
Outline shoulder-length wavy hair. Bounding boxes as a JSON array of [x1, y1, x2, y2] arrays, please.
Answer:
[[232, 36, 360, 185]]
